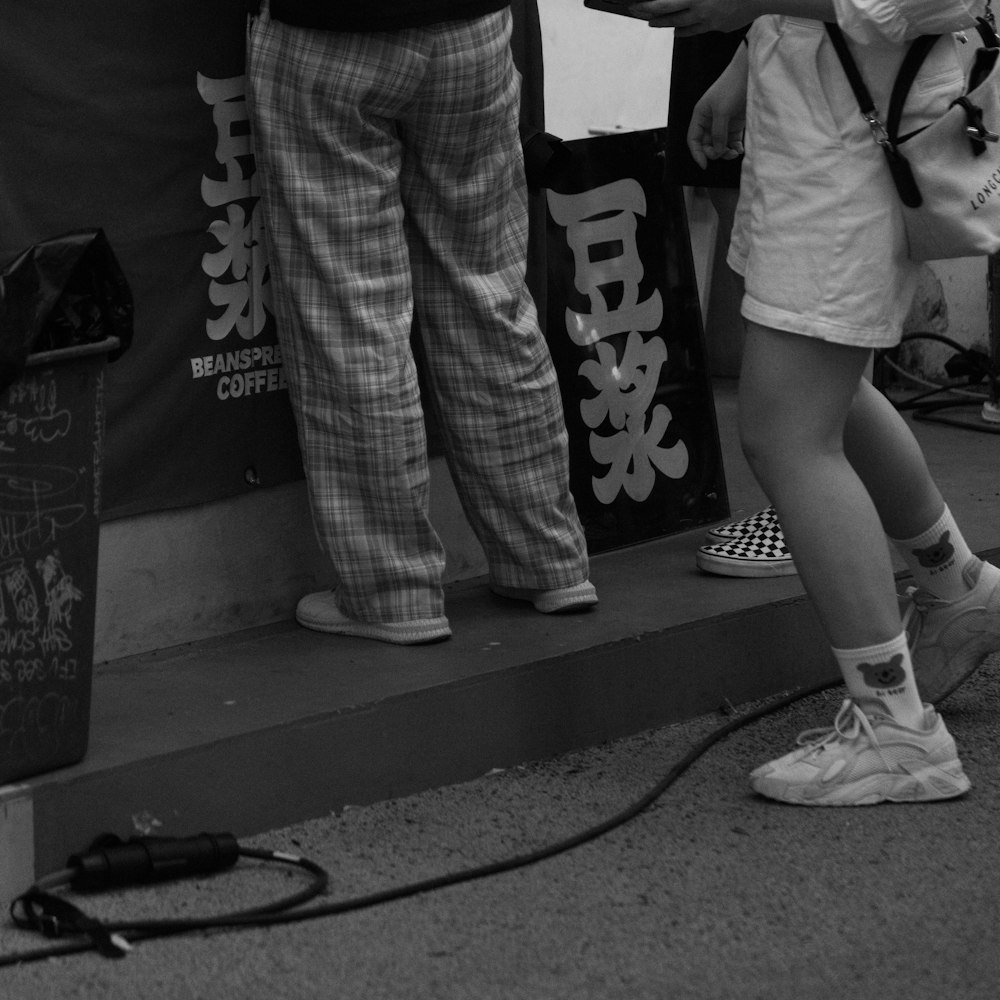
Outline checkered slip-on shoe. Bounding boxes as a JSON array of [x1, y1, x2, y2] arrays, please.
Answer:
[[696, 513, 797, 578], [705, 506, 780, 543]]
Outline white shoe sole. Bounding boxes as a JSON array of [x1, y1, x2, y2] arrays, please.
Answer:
[[296, 593, 451, 645], [751, 761, 971, 806], [696, 550, 797, 579], [491, 581, 598, 613]]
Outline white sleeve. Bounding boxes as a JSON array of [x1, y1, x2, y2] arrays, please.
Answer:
[[833, 0, 983, 44]]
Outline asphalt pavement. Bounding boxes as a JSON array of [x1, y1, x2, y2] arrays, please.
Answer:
[[2, 653, 999, 1000]]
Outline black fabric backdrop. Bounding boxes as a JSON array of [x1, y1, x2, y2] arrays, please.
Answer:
[[0, 2, 301, 517], [0, 2, 547, 519]]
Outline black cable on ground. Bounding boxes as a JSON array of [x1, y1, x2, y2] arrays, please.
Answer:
[[0, 676, 840, 968], [880, 331, 1000, 434], [3, 845, 329, 967]]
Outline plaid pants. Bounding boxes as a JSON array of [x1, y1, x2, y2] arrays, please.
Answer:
[[247, 8, 589, 623]]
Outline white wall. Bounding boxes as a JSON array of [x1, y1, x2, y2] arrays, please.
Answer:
[[933, 258, 991, 351], [539, 0, 673, 138]]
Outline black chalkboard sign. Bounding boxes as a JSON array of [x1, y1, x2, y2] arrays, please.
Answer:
[[0, 339, 114, 783]]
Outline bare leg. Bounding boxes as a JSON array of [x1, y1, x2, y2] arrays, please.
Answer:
[[844, 378, 945, 540], [737, 320, 971, 807], [738, 322, 901, 648]]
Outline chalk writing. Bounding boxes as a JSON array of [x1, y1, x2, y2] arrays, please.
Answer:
[[0, 691, 78, 762], [38, 553, 82, 654], [0, 356, 99, 781], [0, 373, 74, 454], [0, 467, 86, 560]]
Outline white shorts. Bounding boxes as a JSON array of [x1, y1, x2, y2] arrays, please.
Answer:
[[728, 17, 968, 349]]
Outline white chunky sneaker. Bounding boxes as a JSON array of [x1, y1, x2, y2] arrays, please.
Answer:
[[750, 699, 971, 807], [904, 557, 1000, 704]]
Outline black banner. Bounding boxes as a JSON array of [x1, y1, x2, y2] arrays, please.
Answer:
[[0, 1, 301, 519], [0, 1, 552, 521], [544, 129, 729, 552]]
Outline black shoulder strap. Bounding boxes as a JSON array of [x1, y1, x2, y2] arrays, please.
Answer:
[[826, 21, 940, 143], [824, 22, 925, 207], [825, 22, 877, 118], [886, 35, 941, 142]]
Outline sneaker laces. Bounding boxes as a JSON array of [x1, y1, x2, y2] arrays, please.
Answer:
[[900, 585, 948, 642], [905, 585, 946, 612], [792, 699, 891, 767]]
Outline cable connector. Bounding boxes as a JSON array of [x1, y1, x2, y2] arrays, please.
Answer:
[[13, 889, 133, 958], [67, 832, 240, 892]]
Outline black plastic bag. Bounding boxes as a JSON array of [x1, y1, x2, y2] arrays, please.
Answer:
[[0, 228, 133, 391]]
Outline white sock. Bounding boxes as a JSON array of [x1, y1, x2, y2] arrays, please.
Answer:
[[833, 633, 926, 729], [891, 505, 974, 602]]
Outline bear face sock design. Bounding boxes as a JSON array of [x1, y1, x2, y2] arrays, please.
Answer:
[[833, 632, 926, 729], [892, 506, 974, 602]]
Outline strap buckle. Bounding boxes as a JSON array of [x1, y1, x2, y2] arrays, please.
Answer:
[[966, 123, 1000, 142], [863, 111, 892, 149]]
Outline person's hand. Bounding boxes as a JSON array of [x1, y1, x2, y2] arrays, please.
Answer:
[[686, 51, 748, 168], [629, 0, 758, 35]]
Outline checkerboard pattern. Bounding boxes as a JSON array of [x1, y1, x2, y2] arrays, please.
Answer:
[[705, 506, 780, 543], [697, 511, 797, 578]]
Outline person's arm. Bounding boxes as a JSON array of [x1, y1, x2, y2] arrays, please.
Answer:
[[630, 0, 979, 39], [629, 0, 835, 35], [684, 43, 749, 169], [835, 0, 980, 44]]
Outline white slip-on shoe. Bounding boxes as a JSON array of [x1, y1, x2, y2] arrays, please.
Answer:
[[295, 591, 451, 645]]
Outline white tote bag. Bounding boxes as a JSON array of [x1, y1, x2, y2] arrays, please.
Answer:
[[829, 17, 1000, 261]]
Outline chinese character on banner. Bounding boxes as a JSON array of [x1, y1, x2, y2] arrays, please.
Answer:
[[194, 73, 291, 410], [545, 128, 728, 552], [198, 73, 272, 344]]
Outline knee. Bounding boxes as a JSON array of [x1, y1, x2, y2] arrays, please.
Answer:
[[738, 413, 819, 485], [738, 420, 776, 479]]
